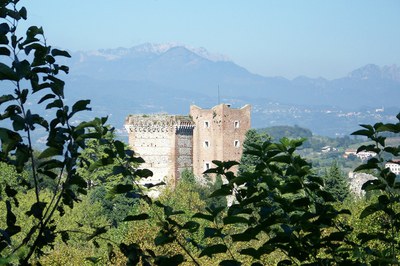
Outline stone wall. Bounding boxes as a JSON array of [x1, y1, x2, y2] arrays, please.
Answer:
[[190, 104, 251, 178], [125, 115, 194, 185], [174, 128, 193, 185]]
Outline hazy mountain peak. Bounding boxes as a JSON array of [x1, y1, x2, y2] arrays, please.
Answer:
[[78, 43, 230, 63], [382, 64, 400, 82], [348, 64, 381, 80], [348, 64, 400, 82], [130, 42, 181, 54]]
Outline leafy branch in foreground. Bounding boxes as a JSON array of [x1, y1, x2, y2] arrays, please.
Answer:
[[196, 138, 354, 265], [0, 1, 150, 264], [351, 114, 400, 265]]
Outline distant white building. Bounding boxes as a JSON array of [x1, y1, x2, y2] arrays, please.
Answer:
[[344, 149, 377, 160], [321, 146, 337, 153], [385, 160, 400, 175]]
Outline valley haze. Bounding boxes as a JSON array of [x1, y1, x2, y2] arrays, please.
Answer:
[[56, 43, 399, 139]]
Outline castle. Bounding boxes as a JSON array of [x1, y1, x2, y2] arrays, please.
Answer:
[[124, 104, 251, 186]]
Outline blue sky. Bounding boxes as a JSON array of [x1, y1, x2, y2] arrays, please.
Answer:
[[21, 1, 400, 79]]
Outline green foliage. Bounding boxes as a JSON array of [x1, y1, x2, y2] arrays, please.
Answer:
[[350, 114, 400, 264], [0, 1, 150, 263], [200, 138, 353, 265], [258, 125, 312, 140], [238, 129, 270, 174], [323, 161, 350, 202], [2, 1, 400, 265]]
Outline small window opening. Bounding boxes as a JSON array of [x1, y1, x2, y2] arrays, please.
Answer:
[[234, 140, 240, 148], [204, 121, 210, 128], [204, 140, 209, 147], [234, 121, 240, 128]]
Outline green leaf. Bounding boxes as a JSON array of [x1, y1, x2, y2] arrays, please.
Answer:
[[51, 48, 71, 58], [219, 260, 241, 266], [223, 215, 249, 225], [209, 185, 232, 198], [192, 212, 214, 222], [71, 99, 91, 115], [0, 127, 22, 155], [5, 185, 18, 198], [154, 234, 175, 246], [360, 203, 381, 219], [351, 129, 373, 137], [0, 22, 10, 35], [378, 194, 390, 205], [293, 197, 310, 207], [0, 46, 10, 56], [0, 62, 18, 81], [220, 160, 239, 170], [199, 244, 227, 258], [46, 99, 63, 109], [182, 221, 200, 233], [143, 182, 165, 189], [26, 26, 44, 38], [6, 200, 17, 227], [86, 226, 107, 241], [109, 184, 134, 195], [204, 227, 221, 238], [7, 10, 21, 20], [231, 231, 258, 242], [134, 169, 153, 178], [270, 155, 291, 164], [361, 179, 384, 191], [354, 161, 379, 172], [25, 202, 47, 219], [38, 93, 56, 104], [61, 231, 69, 244], [277, 260, 293, 266], [123, 214, 150, 221], [114, 140, 125, 158], [240, 248, 262, 259], [357, 232, 387, 244], [19, 7, 27, 20], [0, 94, 14, 104], [39, 147, 63, 159]]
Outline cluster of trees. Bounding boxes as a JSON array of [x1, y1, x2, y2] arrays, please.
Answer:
[[258, 125, 361, 151], [1, 1, 400, 265]]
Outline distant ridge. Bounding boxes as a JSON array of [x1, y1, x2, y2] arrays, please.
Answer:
[[77, 43, 231, 63], [58, 43, 399, 137]]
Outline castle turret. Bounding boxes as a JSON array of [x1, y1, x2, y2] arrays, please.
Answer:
[[190, 104, 251, 178]]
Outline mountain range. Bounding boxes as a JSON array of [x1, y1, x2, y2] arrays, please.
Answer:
[[57, 43, 399, 137]]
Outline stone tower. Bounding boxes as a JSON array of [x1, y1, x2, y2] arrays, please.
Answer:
[[124, 104, 251, 186], [124, 114, 194, 186], [190, 104, 251, 178]]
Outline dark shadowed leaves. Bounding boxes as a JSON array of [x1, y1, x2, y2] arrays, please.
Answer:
[[123, 213, 149, 221], [199, 244, 227, 258]]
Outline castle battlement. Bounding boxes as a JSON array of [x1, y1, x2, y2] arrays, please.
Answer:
[[125, 115, 194, 133]]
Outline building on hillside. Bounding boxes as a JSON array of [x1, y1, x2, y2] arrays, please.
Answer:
[[386, 160, 400, 175], [124, 104, 251, 186], [343, 149, 377, 160]]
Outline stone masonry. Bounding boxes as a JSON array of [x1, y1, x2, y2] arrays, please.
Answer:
[[124, 114, 194, 186], [124, 104, 251, 185], [190, 104, 251, 177]]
